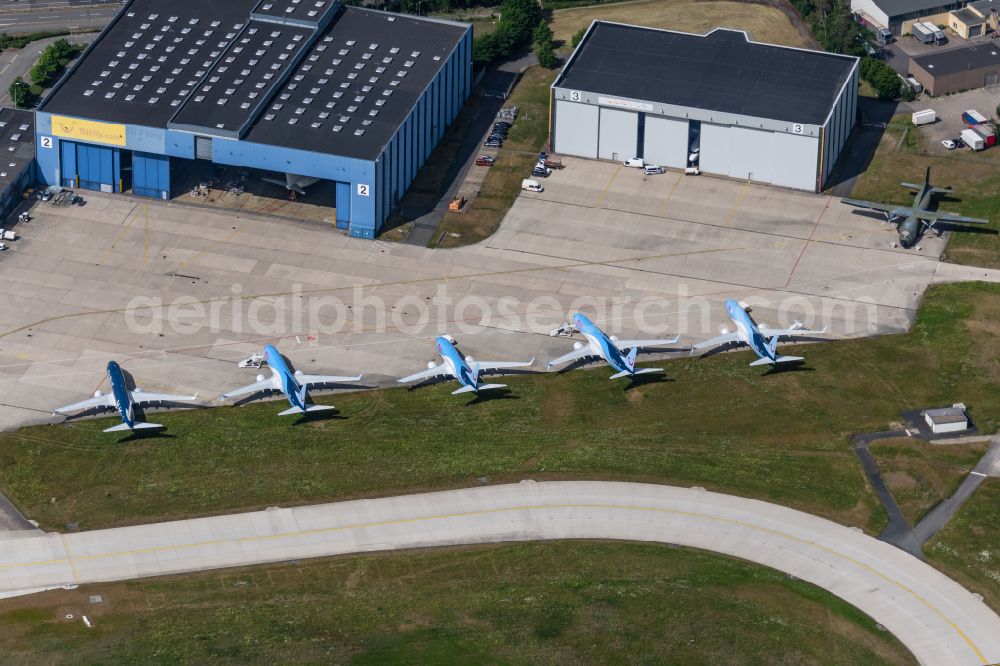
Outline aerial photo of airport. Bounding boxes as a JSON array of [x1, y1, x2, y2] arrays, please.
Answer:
[[1, 0, 1000, 662]]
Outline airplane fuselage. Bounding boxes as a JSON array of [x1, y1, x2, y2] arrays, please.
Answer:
[[573, 313, 632, 375], [724, 300, 774, 363], [436, 336, 477, 389], [106, 361, 134, 428], [263, 344, 306, 410]]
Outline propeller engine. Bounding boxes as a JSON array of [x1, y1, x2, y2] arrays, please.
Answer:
[[93, 390, 103, 398], [426, 361, 436, 370], [256, 374, 265, 383], [573, 341, 584, 350]]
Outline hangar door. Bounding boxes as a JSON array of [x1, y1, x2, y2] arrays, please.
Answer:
[[598, 107, 637, 161], [132, 151, 170, 200], [643, 115, 688, 169], [698, 123, 818, 191], [553, 100, 598, 158], [59, 140, 121, 192]]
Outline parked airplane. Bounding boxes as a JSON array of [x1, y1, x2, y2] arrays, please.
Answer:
[[692, 299, 825, 366], [53, 361, 199, 432], [841, 166, 988, 248], [546, 313, 681, 379], [397, 335, 533, 395], [220, 344, 361, 415], [261, 172, 321, 195]]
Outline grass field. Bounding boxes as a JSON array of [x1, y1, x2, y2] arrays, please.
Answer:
[[433, 66, 555, 248], [927, 479, 1000, 613], [549, 0, 814, 48], [870, 438, 989, 526], [848, 115, 1000, 268], [0, 542, 913, 664], [2, 282, 1000, 612]]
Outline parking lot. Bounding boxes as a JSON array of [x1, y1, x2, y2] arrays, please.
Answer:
[[0, 160, 948, 430], [909, 87, 1000, 152]]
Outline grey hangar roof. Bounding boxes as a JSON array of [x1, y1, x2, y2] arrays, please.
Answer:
[[40, 0, 468, 160], [912, 43, 1000, 76], [554, 23, 857, 127]]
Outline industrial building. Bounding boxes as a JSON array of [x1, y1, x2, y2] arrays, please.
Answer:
[[850, 0, 964, 35], [910, 43, 1000, 94], [550, 22, 859, 192], [34, 0, 472, 238], [0, 109, 36, 223]]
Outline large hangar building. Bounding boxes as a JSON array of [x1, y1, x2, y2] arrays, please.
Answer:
[[35, 0, 472, 238], [550, 22, 859, 192]]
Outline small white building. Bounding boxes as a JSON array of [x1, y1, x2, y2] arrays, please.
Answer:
[[923, 404, 969, 434]]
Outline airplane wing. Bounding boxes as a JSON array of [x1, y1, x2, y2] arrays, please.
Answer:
[[613, 337, 680, 351], [476, 359, 533, 373], [547, 346, 596, 368], [691, 332, 741, 351], [398, 364, 453, 384], [757, 326, 827, 338], [296, 373, 363, 386], [221, 377, 280, 400], [131, 390, 199, 404], [840, 198, 904, 214], [920, 211, 989, 225], [53, 393, 114, 414]]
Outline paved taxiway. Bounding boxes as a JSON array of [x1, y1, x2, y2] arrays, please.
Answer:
[[1, 481, 998, 665], [0, 159, 952, 430]]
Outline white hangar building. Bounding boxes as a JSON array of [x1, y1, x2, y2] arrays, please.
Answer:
[[550, 22, 859, 192]]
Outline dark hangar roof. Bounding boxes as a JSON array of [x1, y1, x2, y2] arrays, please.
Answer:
[[0, 108, 35, 192], [555, 23, 857, 126], [41, 1, 469, 160], [40, 0, 255, 127], [244, 9, 466, 158]]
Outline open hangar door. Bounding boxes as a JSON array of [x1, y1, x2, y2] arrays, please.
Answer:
[[642, 115, 688, 169], [598, 107, 637, 161], [553, 100, 599, 158]]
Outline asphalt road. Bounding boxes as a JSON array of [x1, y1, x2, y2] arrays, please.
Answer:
[[0, 3, 117, 33], [1, 481, 999, 665], [0, 32, 90, 106]]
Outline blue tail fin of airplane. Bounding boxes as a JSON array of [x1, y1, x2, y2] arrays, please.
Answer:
[[471, 362, 481, 387], [767, 334, 780, 357], [624, 347, 638, 370]]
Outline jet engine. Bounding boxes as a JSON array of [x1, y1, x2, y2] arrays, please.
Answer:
[[93, 390, 103, 398], [256, 374, 265, 383], [573, 341, 584, 350]]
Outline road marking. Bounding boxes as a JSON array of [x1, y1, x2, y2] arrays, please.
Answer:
[[59, 534, 80, 584], [784, 197, 832, 288], [594, 164, 622, 208], [142, 204, 150, 264], [658, 172, 682, 215], [722, 180, 750, 227], [1, 500, 990, 663], [970, 471, 987, 477], [96, 203, 140, 265]]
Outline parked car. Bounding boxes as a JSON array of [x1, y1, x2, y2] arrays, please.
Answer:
[[488, 132, 506, 141], [941, 139, 957, 150], [643, 165, 665, 175], [38, 187, 54, 202], [623, 157, 645, 168], [475, 155, 495, 166], [531, 166, 551, 178], [492, 123, 509, 133], [484, 138, 502, 148], [521, 178, 543, 192], [494, 121, 512, 130]]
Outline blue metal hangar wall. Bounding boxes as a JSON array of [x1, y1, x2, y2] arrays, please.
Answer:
[[34, 0, 472, 238]]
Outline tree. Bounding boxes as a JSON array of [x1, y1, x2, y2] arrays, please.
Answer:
[[571, 27, 586, 47], [497, 0, 541, 45], [532, 19, 553, 47], [8, 77, 29, 108], [535, 39, 557, 68]]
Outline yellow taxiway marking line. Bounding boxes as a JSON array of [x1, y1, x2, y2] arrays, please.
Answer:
[[143, 204, 150, 264], [59, 534, 80, 584], [723, 180, 750, 227], [594, 164, 622, 208], [2, 501, 988, 663], [659, 172, 683, 215], [96, 204, 140, 265]]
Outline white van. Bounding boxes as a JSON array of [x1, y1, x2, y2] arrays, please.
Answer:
[[521, 178, 543, 192], [623, 157, 645, 168]]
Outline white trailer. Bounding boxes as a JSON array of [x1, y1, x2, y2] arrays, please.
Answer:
[[912, 109, 936, 125], [961, 128, 985, 150]]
